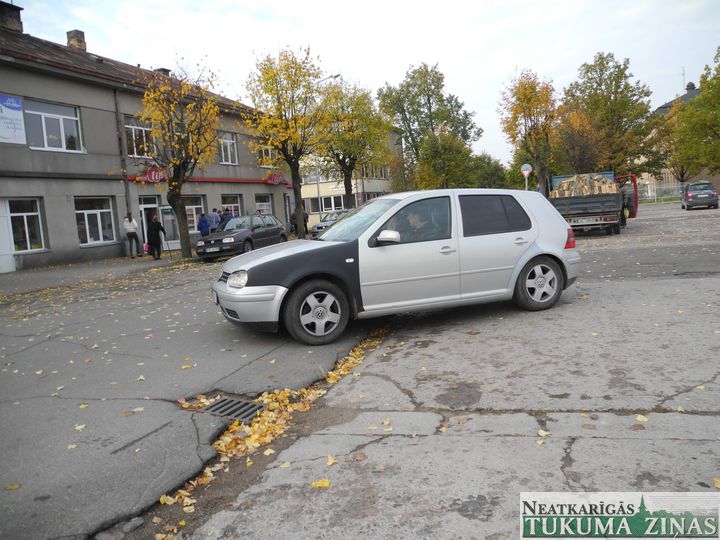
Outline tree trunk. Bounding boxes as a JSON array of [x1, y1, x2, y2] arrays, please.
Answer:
[[167, 189, 192, 258], [342, 167, 355, 208], [289, 162, 307, 238]]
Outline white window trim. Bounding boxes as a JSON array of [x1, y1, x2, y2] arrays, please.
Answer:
[[219, 133, 238, 165], [9, 199, 45, 253], [258, 146, 276, 169], [75, 198, 116, 246], [26, 107, 84, 153], [125, 124, 152, 158], [183, 197, 204, 233]]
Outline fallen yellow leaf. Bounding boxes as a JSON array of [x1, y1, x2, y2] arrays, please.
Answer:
[[635, 414, 648, 423], [245, 457, 253, 467], [311, 478, 330, 489], [382, 418, 391, 426], [137, 375, 145, 381], [5, 483, 21, 491], [263, 448, 275, 456], [74, 424, 86, 432], [182, 506, 195, 514], [326, 455, 336, 466], [537, 429, 550, 437], [78, 404, 89, 409], [159, 495, 176, 505], [714, 478, 720, 490], [676, 405, 685, 413], [67, 444, 77, 449], [279, 461, 291, 468], [178, 519, 186, 527], [536, 440, 545, 446]]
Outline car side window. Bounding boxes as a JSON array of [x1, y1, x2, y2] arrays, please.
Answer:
[[252, 216, 264, 228], [380, 197, 451, 244], [459, 195, 531, 237], [261, 215, 275, 227]]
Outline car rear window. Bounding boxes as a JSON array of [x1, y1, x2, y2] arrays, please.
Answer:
[[688, 183, 714, 191], [459, 195, 532, 237]]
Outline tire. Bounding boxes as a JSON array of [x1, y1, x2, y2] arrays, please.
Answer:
[[243, 239, 253, 253], [282, 279, 350, 345], [280, 235, 288, 242], [513, 257, 564, 311]]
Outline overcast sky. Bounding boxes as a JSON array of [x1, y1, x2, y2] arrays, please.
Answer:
[[17, 0, 720, 165]]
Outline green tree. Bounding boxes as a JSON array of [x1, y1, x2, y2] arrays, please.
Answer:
[[138, 67, 220, 258], [378, 63, 482, 180], [563, 52, 654, 174], [245, 47, 324, 238], [499, 70, 556, 194], [473, 152, 507, 188], [415, 131, 477, 189], [653, 100, 700, 182], [318, 80, 391, 206], [677, 46, 720, 174]]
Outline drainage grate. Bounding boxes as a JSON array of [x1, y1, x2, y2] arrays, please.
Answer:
[[202, 397, 265, 424]]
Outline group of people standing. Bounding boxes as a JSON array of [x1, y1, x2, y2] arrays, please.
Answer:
[[197, 207, 235, 237], [122, 212, 166, 260]]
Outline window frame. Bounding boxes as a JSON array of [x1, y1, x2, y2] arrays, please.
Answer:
[[458, 194, 532, 237], [254, 194, 272, 215], [183, 196, 204, 233], [74, 197, 116, 246], [9, 198, 45, 253], [25, 100, 83, 153], [218, 131, 238, 165], [258, 146, 277, 168], [125, 117, 152, 158]]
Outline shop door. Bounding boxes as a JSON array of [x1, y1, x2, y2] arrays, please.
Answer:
[[139, 197, 160, 243], [0, 200, 16, 273]]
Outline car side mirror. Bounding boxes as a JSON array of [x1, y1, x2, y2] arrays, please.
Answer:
[[376, 230, 401, 245]]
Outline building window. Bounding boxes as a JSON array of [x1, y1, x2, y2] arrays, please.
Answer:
[[255, 194, 272, 215], [25, 100, 82, 152], [183, 196, 203, 232], [74, 198, 115, 245], [321, 195, 345, 212], [218, 132, 238, 164], [221, 194, 242, 217], [10, 199, 45, 252], [303, 198, 321, 214], [258, 146, 277, 168], [125, 117, 152, 158]]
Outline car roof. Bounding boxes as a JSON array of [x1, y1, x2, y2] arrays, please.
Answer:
[[376, 188, 544, 202]]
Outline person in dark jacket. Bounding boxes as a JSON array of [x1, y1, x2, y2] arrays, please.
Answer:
[[147, 214, 166, 260], [197, 213, 210, 237]]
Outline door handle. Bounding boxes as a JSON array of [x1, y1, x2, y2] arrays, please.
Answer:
[[514, 238, 529, 245], [439, 246, 456, 254]]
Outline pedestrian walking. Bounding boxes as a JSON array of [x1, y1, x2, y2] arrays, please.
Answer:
[[122, 212, 143, 258], [147, 214, 166, 260], [197, 213, 210, 237], [209, 208, 220, 233]]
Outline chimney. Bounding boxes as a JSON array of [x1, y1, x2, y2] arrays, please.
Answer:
[[154, 67, 171, 77], [686, 82, 696, 92], [0, 1, 23, 32], [67, 29, 86, 51]]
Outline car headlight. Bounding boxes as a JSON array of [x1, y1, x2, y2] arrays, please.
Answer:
[[197, 240, 205, 247], [222, 237, 235, 243], [227, 270, 248, 289]]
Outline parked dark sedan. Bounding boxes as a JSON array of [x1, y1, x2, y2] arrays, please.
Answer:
[[196, 215, 287, 260]]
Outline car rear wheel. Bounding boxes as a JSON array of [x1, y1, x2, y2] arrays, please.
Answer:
[[282, 279, 349, 345], [243, 239, 253, 253], [513, 257, 564, 311]]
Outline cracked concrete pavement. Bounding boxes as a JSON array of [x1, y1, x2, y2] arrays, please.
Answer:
[[191, 204, 720, 539], [0, 257, 375, 539]]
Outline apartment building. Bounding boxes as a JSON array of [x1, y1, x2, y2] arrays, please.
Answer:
[[0, 2, 291, 273]]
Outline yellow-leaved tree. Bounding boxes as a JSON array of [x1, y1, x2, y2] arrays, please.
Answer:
[[245, 48, 324, 238], [318, 80, 391, 206], [139, 67, 220, 258], [499, 70, 556, 194]]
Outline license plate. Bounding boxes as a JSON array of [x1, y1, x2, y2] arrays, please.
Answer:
[[212, 290, 218, 305], [572, 217, 596, 224], [206, 247, 220, 252], [698, 194, 708, 198]]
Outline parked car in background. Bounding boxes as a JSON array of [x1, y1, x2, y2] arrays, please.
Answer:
[[311, 209, 350, 238], [211, 189, 581, 345], [196, 215, 287, 261], [681, 181, 718, 210]]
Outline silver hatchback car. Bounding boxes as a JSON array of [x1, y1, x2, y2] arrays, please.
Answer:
[[211, 189, 581, 345]]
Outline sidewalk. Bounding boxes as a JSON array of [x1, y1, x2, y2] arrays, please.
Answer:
[[0, 252, 184, 296]]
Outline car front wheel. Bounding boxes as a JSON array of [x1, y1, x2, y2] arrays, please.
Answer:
[[282, 279, 350, 345], [243, 239, 253, 253], [513, 257, 564, 311]]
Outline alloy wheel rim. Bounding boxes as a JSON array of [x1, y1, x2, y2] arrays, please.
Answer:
[[299, 291, 341, 336], [525, 264, 557, 303]]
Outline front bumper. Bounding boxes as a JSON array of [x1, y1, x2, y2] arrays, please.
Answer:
[[197, 243, 240, 258], [211, 281, 288, 324]]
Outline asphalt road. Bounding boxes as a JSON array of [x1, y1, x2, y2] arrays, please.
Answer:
[[1, 202, 718, 539]]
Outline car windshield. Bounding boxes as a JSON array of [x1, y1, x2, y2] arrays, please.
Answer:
[[689, 183, 714, 192], [318, 198, 399, 242], [323, 210, 346, 222], [222, 217, 252, 231]]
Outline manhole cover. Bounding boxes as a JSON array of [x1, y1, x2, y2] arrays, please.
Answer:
[[202, 397, 265, 424]]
